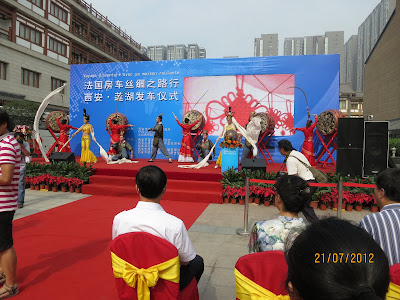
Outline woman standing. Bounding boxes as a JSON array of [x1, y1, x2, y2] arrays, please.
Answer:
[[56, 115, 78, 153], [71, 109, 97, 163], [290, 114, 318, 166], [107, 117, 133, 155], [174, 116, 200, 162]]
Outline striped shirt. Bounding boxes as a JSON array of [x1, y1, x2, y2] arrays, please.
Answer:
[[0, 134, 21, 212], [359, 203, 400, 266]]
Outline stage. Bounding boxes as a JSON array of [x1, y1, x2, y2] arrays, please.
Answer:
[[32, 157, 335, 204]]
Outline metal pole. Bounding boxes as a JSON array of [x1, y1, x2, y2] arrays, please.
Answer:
[[337, 180, 343, 218], [236, 177, 250, 236]]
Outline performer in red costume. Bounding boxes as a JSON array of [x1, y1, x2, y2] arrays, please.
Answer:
[[174, 116, 200, 162], [290, 114, 318, 166], [56, 115, 78, 152], [107, 117, 133, 155]]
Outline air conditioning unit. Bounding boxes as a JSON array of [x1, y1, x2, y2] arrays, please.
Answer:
[[367, 115, 374, 121]]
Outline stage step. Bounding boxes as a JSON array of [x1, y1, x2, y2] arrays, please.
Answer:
[[83, 175, 222, 204]]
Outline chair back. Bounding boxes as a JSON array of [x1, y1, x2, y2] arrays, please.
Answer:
[[111, 232, 180, 300], [235, 251, 288, 299], [391, 263, 400, 286]]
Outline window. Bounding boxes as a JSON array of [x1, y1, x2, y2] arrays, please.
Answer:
[[51, 77, 65, 93], [339, 100, 346, 110], [29, 0, 43, 8], [0, 62, 6, 80], [19, 23, 41, 45], [48, 37, 67, 56], [50, 2, 67, 23], [21, 69, 39, 88]]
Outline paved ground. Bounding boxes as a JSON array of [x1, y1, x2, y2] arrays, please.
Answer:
[[17, 190, 373, 300]]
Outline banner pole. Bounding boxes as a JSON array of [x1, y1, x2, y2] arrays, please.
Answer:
[[237, 177, 250, 236], [337, 180, 343, 218]]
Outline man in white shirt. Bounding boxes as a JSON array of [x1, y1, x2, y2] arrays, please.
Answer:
[[14, 133, 30, 209], [278, 139, 319, 223], [112, 165, 204, 290]]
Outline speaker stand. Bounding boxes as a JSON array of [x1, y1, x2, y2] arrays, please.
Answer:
[[257, 130, 275, 165], [315, 130, 337, 167]]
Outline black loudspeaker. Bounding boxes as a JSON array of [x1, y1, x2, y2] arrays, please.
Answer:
[[241, 158, 266, 172], [336, 148, 363, 177], [363, 121, 389, 177], [49, 152, 76, 163], [337, 118, 364, 149]]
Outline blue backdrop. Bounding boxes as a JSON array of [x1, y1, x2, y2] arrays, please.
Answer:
[[69, 55, 339, 162]]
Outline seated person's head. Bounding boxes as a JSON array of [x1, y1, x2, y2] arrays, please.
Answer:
[[375, 168, 400, 207], [275, 175, 310, 213], [135, 166, 167, 200], [285, 217, 390, 300], [119, 135, 125, 142]]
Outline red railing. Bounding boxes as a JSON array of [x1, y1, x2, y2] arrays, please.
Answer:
[[72, 0, 141, 50]]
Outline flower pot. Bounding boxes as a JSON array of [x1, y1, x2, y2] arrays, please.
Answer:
[[320, 204, 327, 210], [44, 185, 49, 191], [239, 198, 245, 205], [52, 186, 58, 192], [35, 185, 40, 191], [249, 197, 254, 204], [75, 188, 81, 193], [231, 198, 237, 204], [61, 186, 67, 192], [223, 197, 230, 204], [371, 206, 378, 212], [40, 184, 45, 190], [254, 198, 260, 205], [346, 205, 353, 211], [264, 201, 271, 207], [332, 203, 338, 209], [342, 203, 346, 209], [355, 205, 362, 212], [310, 201, 318, 209], [69, 186, 75, 193], [30, 185, 35, 190]]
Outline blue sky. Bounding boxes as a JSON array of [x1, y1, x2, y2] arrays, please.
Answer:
[[92, 0, 382, 58]]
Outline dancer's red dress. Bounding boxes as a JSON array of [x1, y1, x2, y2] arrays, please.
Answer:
[[107, 119, 130, 155], [56, 116, 78, 152], [176, 119, 200, 162], [293, 116, 318, 166]]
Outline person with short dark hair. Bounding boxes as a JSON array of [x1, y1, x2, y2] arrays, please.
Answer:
[[286, 217, 390, 300], [248, 175, 309, 253], [111, 135, 133, 161], [196, 131, 214, 163], [147, 114, 172, 163], [107, 117, 133, 156], [278, 139, 318, 223], [359, 168, 400, 266], [56, 115, 78, 153], [112, 166, 204, 290], [0, 108, 20, 297], [13, 132, 30, 209], [174, 116, 200, 163]]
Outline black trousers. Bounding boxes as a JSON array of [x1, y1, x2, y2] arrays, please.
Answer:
[[301, 179, 319, 223], [179, 255, 204, 291]]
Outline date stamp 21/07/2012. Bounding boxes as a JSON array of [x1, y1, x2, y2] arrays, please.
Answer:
[[315, 253, 374, 264]]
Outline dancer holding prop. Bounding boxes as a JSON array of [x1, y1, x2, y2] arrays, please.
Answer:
[[147, 114, 172, 163], [107, 116, 134, 155], [290, 111, 318, 166], [70, 109, 98, 163], [173, 112, 201, 163], [56, 114, 78, 153]]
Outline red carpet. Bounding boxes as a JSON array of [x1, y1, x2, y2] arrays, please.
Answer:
[[13, 195, 209, 299]]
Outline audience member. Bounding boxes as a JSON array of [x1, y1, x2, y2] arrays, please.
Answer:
[[14, 132, 30, 209], [112, 165, 204, 290], [248, 175, 309, 253], [359, 168, 400, 266], [278, 139, 318, 223], [0, 108, 21, 298], [285, 217, 390, 300]]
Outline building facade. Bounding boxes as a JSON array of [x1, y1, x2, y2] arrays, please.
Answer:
[[283, 37, 304, 56], [363, 0, 400, 122], [0, 0, 148, 108], [146, 43, 206, 61], [304, 35, 324, 55], [343, 35, 358, 92], [254, 34, 278, 57], [356, 0, 396, 91]]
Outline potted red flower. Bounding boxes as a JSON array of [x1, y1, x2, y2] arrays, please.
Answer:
[[263, 187, 276, 207]]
